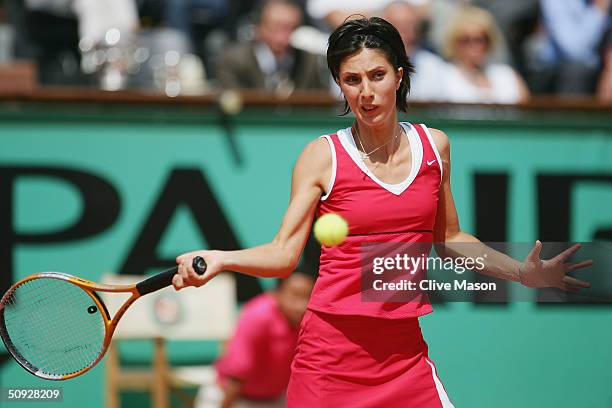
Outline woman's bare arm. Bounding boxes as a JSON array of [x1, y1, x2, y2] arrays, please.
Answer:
[[430, 128, 591, 290], [173, 138, 331, 289]]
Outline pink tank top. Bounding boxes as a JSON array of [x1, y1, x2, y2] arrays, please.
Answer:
[[308, 122, 443, 318]]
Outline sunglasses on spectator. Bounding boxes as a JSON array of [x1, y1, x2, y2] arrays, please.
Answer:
[[456, 34, 490, 46]]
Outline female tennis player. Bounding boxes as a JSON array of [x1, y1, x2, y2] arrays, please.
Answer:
[[173, 17, 592, 407]]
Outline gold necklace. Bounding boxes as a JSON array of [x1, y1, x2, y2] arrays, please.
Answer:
[[352, 124, 402, 160]]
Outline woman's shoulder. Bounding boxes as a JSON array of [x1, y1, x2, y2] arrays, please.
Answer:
[[301, 135, 334, 162], [293, 134, 334, 181], [410, 123, 449, 145], [422, 126, 450, 158]]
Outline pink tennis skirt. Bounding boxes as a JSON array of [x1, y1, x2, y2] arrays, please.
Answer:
[[286, 310, 454, 408]]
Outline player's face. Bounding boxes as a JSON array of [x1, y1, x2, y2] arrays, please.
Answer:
[[338, 48, 403, 128]]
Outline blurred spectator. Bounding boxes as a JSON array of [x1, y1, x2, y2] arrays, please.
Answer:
[[474, 0, 538, 35], [216, 0, 328, 93], [163, 0, 227, 36], [525, 0, 611, 95], [5, 0, 208, 92], [306, 0, 388, 30], [597, 36, 612, 103], [295, 0, 432, 58], [5, 0, 142, 86], [72, 0, 139, 46], [224, 0, 308, 41], [155, 0, 228, 74], [196, 271, 315, 408], [442, 6, 530, 103], [472, 0, 539, 69], [73, 0, 140, 90], [382, 1, 448, 101], [426, 0, 511, 64], [5, 0, 86, 84], [0, 4, 15, 63], [305, 0, 432, 31]]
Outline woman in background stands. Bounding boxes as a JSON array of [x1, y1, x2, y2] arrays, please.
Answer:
[[442, 6, 530, 104]]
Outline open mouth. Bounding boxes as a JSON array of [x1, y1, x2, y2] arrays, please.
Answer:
[[362, 105, 378, 114]]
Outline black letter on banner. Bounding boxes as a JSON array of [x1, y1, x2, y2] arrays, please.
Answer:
[[0, 165, 120, 346], [538, 174, 612, 241], [119, 168, 261, 301], [474, 173, 509, 304]]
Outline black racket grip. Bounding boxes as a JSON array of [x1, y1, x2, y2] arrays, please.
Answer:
[[136, 256, 208, 295]]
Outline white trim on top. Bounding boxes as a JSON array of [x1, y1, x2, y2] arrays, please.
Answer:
[[420, 124, 444, 183], [338, 122, 423, 196], [319, 135, 337, 201], [425, 358, 455, 408]]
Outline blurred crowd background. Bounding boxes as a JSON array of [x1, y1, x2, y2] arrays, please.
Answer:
[[0, 0, 610, 103]]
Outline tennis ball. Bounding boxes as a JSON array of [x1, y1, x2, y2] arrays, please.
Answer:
[[314, 213, 349, 247]]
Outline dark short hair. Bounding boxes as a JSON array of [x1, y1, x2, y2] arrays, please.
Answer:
[[327, 16, 415, 114]]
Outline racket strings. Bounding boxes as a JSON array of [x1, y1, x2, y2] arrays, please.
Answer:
[[7, 279, 105, 375], [19, 291, 99, 376], [4, 281, 85, 374], [21, 279, 105, 374], [2, 277, 106, 377]]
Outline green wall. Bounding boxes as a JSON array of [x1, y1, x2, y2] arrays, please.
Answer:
[[1, 104, 611, 407]]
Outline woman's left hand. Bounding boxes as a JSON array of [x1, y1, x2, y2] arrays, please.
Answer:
[[519, 241, 593, 291]]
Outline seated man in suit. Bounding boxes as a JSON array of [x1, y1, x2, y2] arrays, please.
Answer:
[[215, 0, 328, 93]]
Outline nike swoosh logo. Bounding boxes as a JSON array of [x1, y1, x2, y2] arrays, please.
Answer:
[[427, 160, 437, 166]]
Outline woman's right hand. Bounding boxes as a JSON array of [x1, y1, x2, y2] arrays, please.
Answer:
[[173, 250, 226, 290]]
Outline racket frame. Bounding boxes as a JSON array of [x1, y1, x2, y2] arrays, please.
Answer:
[[1, 257, 205, 380], [1, 272, 154, 380]]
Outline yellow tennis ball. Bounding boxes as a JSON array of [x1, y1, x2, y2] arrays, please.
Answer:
[[314, 213, 349, 247]]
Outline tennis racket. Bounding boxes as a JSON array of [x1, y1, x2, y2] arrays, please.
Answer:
[[0, 257, 207, 380]]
